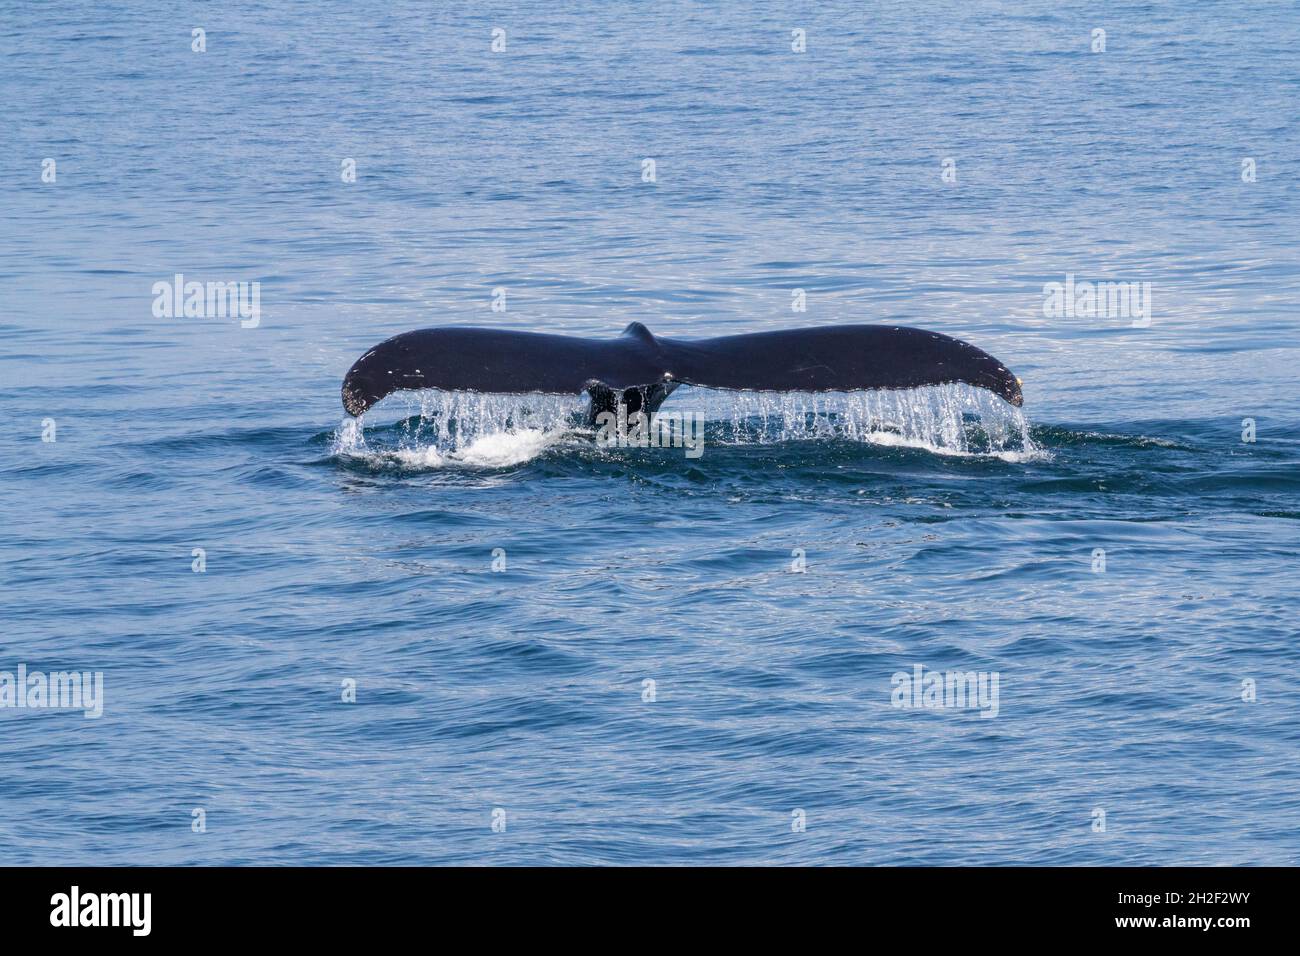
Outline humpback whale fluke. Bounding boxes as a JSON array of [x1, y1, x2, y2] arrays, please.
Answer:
[[341, 323, 1023, 419]]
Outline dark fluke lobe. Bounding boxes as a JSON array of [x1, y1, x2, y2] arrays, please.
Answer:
[[341, 322, 1023, 417]]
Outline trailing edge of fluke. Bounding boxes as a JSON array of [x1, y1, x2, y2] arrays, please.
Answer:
[[341, 322, 1023, 419]]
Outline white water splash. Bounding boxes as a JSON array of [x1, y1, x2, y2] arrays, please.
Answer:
[[334, 414, 366, 455], [396, 428, 561, 468], [331, 391, 581, 469], [331, 383, 1043, 468], [687, 383, 1044, 460]]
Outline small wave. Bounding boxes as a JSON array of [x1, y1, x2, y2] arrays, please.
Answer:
[[849, 428, 1042, 463]]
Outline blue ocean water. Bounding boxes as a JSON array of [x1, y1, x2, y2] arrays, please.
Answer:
[[2, 1, 1298, 865]]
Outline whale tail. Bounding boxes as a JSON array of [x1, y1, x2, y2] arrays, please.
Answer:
[[341, 322, 1023, 418]]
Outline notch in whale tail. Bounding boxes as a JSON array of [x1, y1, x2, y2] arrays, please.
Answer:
[[585, 379, 680, 423], [341, 322, 1023, 418]]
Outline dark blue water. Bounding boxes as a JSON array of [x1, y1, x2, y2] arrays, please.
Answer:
[[2, 2, 1298, 865]]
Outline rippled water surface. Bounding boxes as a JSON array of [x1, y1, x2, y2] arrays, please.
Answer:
[[2, 1, 1298, 865]]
